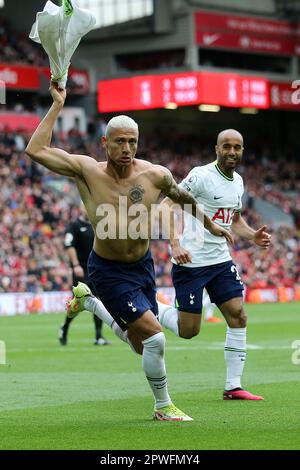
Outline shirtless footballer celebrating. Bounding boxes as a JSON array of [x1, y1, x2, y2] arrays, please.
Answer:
[[25, 83, 232, 421]]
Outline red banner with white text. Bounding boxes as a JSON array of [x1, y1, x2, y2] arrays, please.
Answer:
[[269, 81, 300, 110], [40, 67, 90, 94], [98, 71, 270, 112], [0, 63, 90, 93], [194, 11, 300, 56], [0, 64, 40, 90]]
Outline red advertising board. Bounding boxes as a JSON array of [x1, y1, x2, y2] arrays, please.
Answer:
[[195, 11, 300, 56], [196, 31, 300, 56], [195, 11, 300, 37], [200, 72, 269, 108], [0, 63, 90, 93], [0, 113, 40, 131], [0, 64, 40, 90], [98, 71, 269, 112], [40, 67, 90, 94], [246, 287, 300, 303], [69, 69, 90, 94], [269, 81, 300, 110], [98, 73, 200, 111]]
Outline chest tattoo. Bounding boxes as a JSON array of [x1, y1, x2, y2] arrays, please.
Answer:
[[129, 185, 145, 203]]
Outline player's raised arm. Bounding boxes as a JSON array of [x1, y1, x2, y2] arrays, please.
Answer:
[[25, 83, 93, 177], [154, 166, 234, 244]]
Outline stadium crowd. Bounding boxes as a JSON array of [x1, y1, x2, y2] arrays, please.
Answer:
[[0, 16, 48, 66], [0, 127, 299, 293]]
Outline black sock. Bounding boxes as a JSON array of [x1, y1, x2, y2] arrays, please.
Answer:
[[61, 316, 74, 335], [93, 314, 103, 340]]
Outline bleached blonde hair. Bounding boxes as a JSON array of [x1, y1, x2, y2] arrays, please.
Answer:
[[106, 115, 139, 137]]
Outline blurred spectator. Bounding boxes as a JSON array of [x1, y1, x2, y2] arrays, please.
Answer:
[[0, 17, 48, 66]]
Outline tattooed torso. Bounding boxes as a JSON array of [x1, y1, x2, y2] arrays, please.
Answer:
[[76, 159, 168, 262]]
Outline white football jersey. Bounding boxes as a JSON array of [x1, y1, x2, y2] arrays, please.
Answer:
[[174, 161, 244, 267]]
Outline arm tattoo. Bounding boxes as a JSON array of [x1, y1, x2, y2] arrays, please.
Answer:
[[163, 175, 179, 200], [163, 174, 196, 206], [163, 174, 211, 229]]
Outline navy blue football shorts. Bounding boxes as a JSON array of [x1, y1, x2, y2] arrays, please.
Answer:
[[172, 260, 244, 314], [88, 250, 158, 331]]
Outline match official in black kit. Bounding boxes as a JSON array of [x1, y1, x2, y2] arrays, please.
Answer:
[[58, 204, 110, 346]]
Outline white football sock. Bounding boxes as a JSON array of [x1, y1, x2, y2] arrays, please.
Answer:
[[157, 301, 179, 336], [142, 332, 172, 409], [203, 304, 215, 320], [84, 296, 130, 346], [224, 327, 247, 390], [202, 291, 211, 309], [202, 292, 215, 320]]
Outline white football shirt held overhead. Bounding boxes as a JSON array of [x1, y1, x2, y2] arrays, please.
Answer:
[[30, 0, 96, 89]]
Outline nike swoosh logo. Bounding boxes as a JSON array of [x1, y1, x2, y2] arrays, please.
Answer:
[[214, 196, 223, 200], [203, 34, 220, 46]]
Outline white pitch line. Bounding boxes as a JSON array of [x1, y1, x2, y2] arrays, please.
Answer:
[[4, 342, 293, 353]]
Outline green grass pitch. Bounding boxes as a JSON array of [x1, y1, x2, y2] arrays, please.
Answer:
[[0, 303, 299, 450]]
